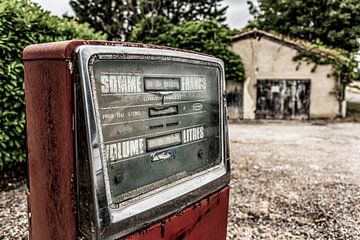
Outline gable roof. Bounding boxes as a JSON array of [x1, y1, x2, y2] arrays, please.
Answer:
[[231, 29, 348, 62]]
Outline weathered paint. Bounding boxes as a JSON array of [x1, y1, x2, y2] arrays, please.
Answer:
[[255, 79, 311, 119], [23, 40, 123, 240], [24, 54, 77, 239], [126, 187, 230, 240], [231, 32, 340, 119], [226, 80, 243, 120], [23, 40, 212, 61], [24, 40, 229, 240]]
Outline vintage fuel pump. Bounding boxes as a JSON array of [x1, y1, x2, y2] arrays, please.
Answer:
[[24, 41, 230, 240]]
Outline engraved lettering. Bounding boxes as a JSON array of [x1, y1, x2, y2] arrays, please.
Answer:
[[109, 75, 117, 92], [122, 141, 129, 158], [119, 75, 127, 92], [116, 112, 125, 118], [109, 144, 117, 161], [129, 140, 139, 155], [101, 75, 109, 93], [127, 111, 141, 117], [102, 113, 114, 120], [182, 126, 204, 143], [105, 138, 145, 161], [138, 139, 144, 154], [181, 76, 206, 91], [117, 142, 122, 159], [101, 74, 142, 93]]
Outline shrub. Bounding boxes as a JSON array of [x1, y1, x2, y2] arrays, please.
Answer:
[[130, 17, 245, 82], [0, 0, 106, 170]]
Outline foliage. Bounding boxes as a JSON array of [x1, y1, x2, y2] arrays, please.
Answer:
[[130, 15, 174, 44], [255, 30, 357, 84], [289, 35, 357, 98], [70, 0, 228, 41], [0, 0, 106, 170], [247, 0, 360, 53], [293, 48, 356, 100], [247, 0, 360, 87], [130, 17, 245, 82]]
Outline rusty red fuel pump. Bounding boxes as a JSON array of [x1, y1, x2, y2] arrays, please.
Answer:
[[24, 40, 230, 240]]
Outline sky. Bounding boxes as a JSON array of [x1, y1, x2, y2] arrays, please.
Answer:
[[30, 0, 255, 29]]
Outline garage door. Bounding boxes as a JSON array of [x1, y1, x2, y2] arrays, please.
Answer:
[[256, 79, 310, 120]]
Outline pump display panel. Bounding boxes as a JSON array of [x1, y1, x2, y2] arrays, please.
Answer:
[[76, 46, 229, 239], [93, 56, 222, 203]]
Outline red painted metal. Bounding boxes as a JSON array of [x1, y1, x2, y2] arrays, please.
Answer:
[[24, 41, 81, 240], [23, 40, 229, 240], [23, 40, 210, 61], [126, 187, 230, 240]]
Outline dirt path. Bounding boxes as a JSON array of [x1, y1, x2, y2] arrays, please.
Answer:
[[2, 123, 360, 239], [227, 123, 360, 239]]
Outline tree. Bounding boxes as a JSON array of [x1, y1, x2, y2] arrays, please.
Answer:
[[159, 0, 228, 24], [247, 0, 360, 53], [70, 0, 228, 41], [0, 0, 105, 170], [130, 17, 245, 81]]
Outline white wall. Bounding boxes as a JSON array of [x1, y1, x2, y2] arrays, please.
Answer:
[[231, 37, 340, 119]]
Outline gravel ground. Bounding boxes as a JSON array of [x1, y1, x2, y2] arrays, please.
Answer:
[[227, 122, 360, 240], [0, 184, 28, 239], [1, 123, 360, 239]]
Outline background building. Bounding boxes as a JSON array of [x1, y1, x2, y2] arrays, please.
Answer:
[[228, 29, 346, 120]]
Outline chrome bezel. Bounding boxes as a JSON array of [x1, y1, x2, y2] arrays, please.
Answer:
[[75, 45, 230, 239]]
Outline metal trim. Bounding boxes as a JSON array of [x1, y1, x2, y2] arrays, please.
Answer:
[[75, 45, 229, 239]]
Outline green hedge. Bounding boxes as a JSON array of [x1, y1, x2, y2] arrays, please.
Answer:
[[0, 0, 106, 170]]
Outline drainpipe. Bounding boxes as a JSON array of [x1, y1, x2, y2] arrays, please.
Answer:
[[341, 82, 347, 118]]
